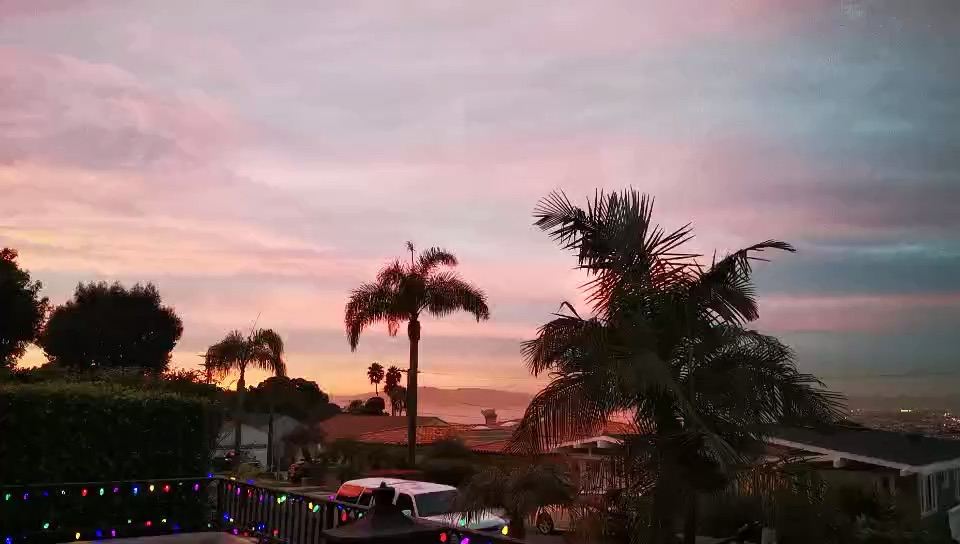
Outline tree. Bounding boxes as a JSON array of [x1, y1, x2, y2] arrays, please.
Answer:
[[384, 365, 403, 391], [39, 282, 182, 372], [204, 328, 287, 460], [246, 376, 340, 421], [346, 399, 365, 414], [363, 396, 387, 415], [387, 385, 407, 416], [345, 242, 489, 464], [367, 362, 385, 396], [283, 425, 327, 463], [510, 189, 843, 544], [456, 462, 576, 539], [0, 249, 48, 368]]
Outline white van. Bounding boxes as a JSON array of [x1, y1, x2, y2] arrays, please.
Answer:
[[334, 478, 509, 535]]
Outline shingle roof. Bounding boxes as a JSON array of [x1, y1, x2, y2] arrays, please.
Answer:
[[355, 425, 457, 446], [318, 415, 449, 441], [770, 426, 960, 468]]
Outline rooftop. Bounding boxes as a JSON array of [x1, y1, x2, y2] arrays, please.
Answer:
[[317, 414, 449, 441], [769, 425, 960, 471]]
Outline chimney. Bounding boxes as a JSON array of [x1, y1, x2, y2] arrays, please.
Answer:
[[481, 408, 498, 426]]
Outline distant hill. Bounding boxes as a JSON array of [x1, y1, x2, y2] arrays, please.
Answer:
[[846, 395, 960, 412], [332, 387, 532, 424]]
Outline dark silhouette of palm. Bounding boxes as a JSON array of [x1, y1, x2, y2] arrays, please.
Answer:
[[367, 362, 385, 396], [384, 365, 403, 391], [204, 328, 286, 458], [345, 242, 489, 464], [511, 189, 843, 544]]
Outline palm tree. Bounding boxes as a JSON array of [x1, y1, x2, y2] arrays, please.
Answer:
[[345, 242, 490, 464], [384, 365, 403, 392], [367, 362, 385, 396], [204, 328, 287, 461], [388, 385, 407, 416], [456, 462, 577, 539], [510, 189, 843, 544]]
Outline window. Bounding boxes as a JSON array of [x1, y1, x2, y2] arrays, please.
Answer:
[[414, 490, 458, 517], [396, 493, 415, 514], [335, 484, 363, 504], [358, 490, 375, 507], [920, 473, 938, 516]]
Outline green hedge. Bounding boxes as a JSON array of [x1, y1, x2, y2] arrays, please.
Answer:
[[0, 382, 222, 484]]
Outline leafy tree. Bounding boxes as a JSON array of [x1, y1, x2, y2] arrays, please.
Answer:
[[246, 376, 340, 421], [283, 425, 327, 463], [363, 396, 387, 415], [457, 462, 576, 539], [204, 328, 286, 459], [367, 362, 385, 396], [39, 282, 182, 372], [346, 399, 365, 414], [0, 249, 48, 368], [511, 189, 843, 544], [345, 242, 489, 464]]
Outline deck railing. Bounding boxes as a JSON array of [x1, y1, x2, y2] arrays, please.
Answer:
[[2, 477, 521, 544]]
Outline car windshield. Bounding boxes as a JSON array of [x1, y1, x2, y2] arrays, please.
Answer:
[[335, 484, 364, 504], [414, 490, 458, 517]]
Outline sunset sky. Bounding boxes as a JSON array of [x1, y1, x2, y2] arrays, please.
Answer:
[[2, 1, 958, 397]]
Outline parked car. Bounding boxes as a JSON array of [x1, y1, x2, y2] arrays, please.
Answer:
[[533, 490, 629, 536], [334, 478, 510, 535]]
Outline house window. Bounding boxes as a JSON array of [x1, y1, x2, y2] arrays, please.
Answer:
[[920, 473, 938, 516]]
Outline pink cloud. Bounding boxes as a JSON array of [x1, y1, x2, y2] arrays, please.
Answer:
[[758, 293, 960, 333]]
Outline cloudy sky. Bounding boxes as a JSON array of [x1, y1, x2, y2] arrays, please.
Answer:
[[2, 0, 958, 397]]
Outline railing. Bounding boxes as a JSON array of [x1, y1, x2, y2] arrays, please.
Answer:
[[2, 477, 521, 544]]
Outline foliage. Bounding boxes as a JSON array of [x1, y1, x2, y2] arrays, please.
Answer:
[[384, 365, 403, 391], [345, 242, 489, 463], [246, 375, 340, 421], [456, 462, 576, 539], [346, 399, 365, 413], [367, 362, 385, 395], [419, 438, 478, 487], [38, 282, 182, 372], [204, 328, 286, 456], [387, 385, 407, 416], [363, 396, 386, 415], [0, 365, 221, 400], [0, 381, 221, 484], [283, 425, 327, 462], [511, 189, 844, 543], [0, 248, 49, 368]]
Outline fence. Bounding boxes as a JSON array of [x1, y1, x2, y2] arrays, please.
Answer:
[[2, 477, 520, 544]]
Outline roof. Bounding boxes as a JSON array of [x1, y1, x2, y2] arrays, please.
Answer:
[[318, 415, 449, 441], [355, 425, 458, 446], [342, 478, 456, 495], [769, 426, 960, 472], [355, 421, 522, 454]]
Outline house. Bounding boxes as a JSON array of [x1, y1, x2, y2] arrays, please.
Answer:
[[554, 423, 960, 519], [768, 426, 960, 518], [349, 409, 525, 456], [215, 413, 304, 469]]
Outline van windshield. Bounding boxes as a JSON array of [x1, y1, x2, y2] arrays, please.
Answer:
[[414, 490, 458, 517], [335, 484, 364, 504]]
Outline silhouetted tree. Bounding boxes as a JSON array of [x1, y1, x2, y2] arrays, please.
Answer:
[[387, 385, 407, 416], [247, 376, 340, 421], [346, 399, 365, 414], [346, 242, 489, 464], [39, 282, 181, 372], [367, 362, 385, 396], [204, 328, 286, 459], [0, 249, 48, 368], [384, 365, 403, 391], [363, 395, 387, 415]]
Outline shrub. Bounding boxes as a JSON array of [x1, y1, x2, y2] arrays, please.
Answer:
[[0, 382, 222, 484]]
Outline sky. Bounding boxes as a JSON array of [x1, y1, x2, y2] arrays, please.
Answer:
[[1, 1, 958, 397]]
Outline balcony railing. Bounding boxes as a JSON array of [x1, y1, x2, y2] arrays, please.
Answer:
[[1, 477, 520, 544]]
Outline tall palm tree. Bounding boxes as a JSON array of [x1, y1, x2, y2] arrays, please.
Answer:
[[387, 385, 407, 416], [367, 362, 385, 396], [345, 242, 490, 464], [510, 189, 843, 544], [204, 328, 287, 461]]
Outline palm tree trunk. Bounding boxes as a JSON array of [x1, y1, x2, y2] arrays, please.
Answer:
[[683, 491, 698, 544], [233, 366, 246, 465], [406, 318, 421, 466], [267, 405, 275, 472]]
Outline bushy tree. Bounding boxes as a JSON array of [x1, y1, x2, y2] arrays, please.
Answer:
[[246, 376, 340, 421], [39, 282, 181, 372], [0, 249, 48, 368]]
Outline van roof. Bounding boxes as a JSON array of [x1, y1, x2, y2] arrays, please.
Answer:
[[342, 478, 456, 495]]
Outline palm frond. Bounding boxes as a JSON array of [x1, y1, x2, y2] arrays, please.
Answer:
[[203, 330, 247, 375], [416, 247, 458, 274], [344, 281, 403, 349], [423, 271, 490, 321], [248, 328, 286, 375]]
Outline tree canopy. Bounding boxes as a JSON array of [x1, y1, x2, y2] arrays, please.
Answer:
[[38, 281, 182, 372], [246, 375, 341, 421], [0, 249, 48, 368]]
